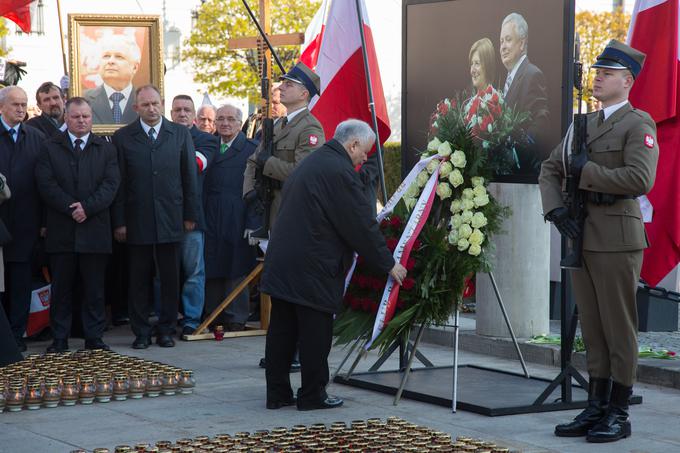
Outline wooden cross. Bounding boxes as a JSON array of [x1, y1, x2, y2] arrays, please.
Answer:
[[227, 0, 305, 101]]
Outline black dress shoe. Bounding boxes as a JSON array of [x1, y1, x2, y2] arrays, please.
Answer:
[[586, 382, 633, 443], [46, 339, 69, 353], [84, 338, 110, 351], [297, 395, 344, 411], [15, 337, 27, 352], [555, 377, 611, 437], [180, 326, 195, 338], [111, 316, 129, 326], [156, 335, 175, 348], [132, 336, 151, 349], [266, 397, 296, 409]]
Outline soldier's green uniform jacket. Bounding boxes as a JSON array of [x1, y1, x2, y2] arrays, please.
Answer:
[[243, 108, 325, 230], [539, 103, 659, 252]]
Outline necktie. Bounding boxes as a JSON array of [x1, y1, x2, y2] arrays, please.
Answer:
[[148, 127, 156, 142], [74, 138, 83, 152], [8, 128, 16, 142], [110, 92, 125, 124], [598, 109, 605, 126], [280, 116, 288, 128], [504, 73, 513, 95], [220, 143, 228, 154]]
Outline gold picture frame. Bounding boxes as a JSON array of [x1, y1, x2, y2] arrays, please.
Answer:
[[68, 14, 163, 135]]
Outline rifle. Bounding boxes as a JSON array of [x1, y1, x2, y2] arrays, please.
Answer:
[[560, 34, 587, 269], [250, 58, 275, 241]]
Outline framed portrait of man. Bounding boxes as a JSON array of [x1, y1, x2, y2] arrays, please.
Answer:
[[68, 14, 164, 135]]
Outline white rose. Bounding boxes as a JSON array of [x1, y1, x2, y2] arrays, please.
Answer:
[[451, 150, 467, 168], [474, 194, 490, 207], [471, 176, 485, 187], [448, 169, 464, 188], [473, 185, 487, 198], [436, 182, 452, 200], [449, 199, 462, 213], [437, 141, 453, 157], [439, 161, 453, 178], [461, 210, 473, 224], [448, 229, 459, 245], [427, 137, 442, 152], [461, 198, 475, 211], [457, 238, 470, 251], [426, 159, 439, 175], [450, 214, 463, 229], [468, 244, 482, 256], [469, 228, 485, 246], [404, 197, 417, 210], [417, 171, 429, 187], [471, 212, 488, 228], [405, 183, 420, 198], [458, 224, 473, 239], [462, 188, 474, 200]]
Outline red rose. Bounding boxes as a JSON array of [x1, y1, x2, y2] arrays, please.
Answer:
[[485, 85, 493, 95], [380, 219, 389, 229], [356, 275, 369, 288], [413, 239, 422, 250], [491, 92, 499, 104], [437, 101, 449, 115], [361, 298, 372, 311], [401, 277, 416, 291], [390, 215, 402, 227], [370, 301, 379, 313], [668, 351, 677, 356], [450, 99, 457, 109], [386, 238, 398, 251], [471, 97, 481, 113], [406, 257, 416, 271]]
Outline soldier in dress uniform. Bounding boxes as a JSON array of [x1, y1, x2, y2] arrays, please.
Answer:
[[242, 62, 325, 235], [539, 39, 658, 443]]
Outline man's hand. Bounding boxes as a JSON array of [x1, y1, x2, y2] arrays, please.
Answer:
[[40, 227, 47, 238], [545, 207, 581, 239], [243, 228, 260, 246], [570, 151, 588, 178], [114, 226, 127, 243], [389, 263, 408, 285], [69, 202, 87, 223], [184, 220, 196, 232]]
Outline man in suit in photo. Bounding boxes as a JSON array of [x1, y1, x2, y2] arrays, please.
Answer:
[[170, 94, 217, 337], [196, 104, 217, 135], [35, 97, 120, 353], [84, 34, 141, 125], [540, 40, 657, 443], [0, 86, 44, 352], [25, 82, 66, 137], [499, 12, 550, 175], [112, 85, 199, 349]]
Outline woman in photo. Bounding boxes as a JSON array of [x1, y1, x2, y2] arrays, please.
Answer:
[[469, 37, 497, 93]]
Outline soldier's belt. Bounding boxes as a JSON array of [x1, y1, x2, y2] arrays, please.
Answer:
[[586, 192, 637, 205]]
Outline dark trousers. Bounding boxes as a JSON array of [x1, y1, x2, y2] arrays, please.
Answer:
[[204, 276, 249, 326], [49, 253, 108, 340], [127, 243, 180, 338], [265, 297, 333, 405], [106, 241, 128, 320], [0, 304, 22, 366], [3, 261, 33, 339]]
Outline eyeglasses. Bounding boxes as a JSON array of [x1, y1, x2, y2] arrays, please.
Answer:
[[216, 117, 241, 123]]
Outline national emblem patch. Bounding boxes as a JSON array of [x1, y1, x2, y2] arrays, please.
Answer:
[[644, 134, 655, 149], [309, 135, 318, 146]]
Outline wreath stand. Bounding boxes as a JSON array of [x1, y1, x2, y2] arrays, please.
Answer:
[[182, 262, 270, 341], [334, 271, 533, 414]]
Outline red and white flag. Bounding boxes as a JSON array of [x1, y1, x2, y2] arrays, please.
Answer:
[[0, 0, 34, 34], [309, 0, 391, 147], [627, 0, 680, 286], [25, 284, 51, 337], [299, 0, 330, 70]]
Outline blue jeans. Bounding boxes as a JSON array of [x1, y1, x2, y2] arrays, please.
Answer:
[[180, 230, 205, 329]]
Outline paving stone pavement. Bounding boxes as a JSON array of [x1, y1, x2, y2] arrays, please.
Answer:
[[2, 325, 680, 453]]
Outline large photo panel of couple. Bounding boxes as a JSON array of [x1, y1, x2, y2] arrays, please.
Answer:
[[403, 0, 569, 184]]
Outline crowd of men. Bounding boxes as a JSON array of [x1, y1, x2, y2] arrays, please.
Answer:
[[0, 75, 290, 353]]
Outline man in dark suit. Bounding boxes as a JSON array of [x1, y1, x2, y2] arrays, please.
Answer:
[[84, 34, 140, 125], [35, 97, 120, 353], [0, 86, 44, 352], [25, 82, 66, 137], [262, 119, 406, 411], [112, 85, 199, 349], [500, 12, 550, 174], [203, 104, 259, 332], [170, 94, 217, 337]]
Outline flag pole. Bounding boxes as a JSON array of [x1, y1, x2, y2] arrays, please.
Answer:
[[56, 0, 68, 75], [353, 0, 388, 203]]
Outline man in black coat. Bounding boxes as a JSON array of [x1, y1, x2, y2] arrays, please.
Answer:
[[499, 12, 550, 175], [170, 94, 217, 337], [25, 82, 66, 137], [35, 97, 120, 352], [261, 119, 407, 411], [0, 86, 44, 352], [112, 85, 199, 349]]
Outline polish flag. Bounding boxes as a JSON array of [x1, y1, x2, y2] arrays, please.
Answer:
[[0, 0, 34, 34], [299, 0, 330, 70], [309, 0, 391, 147], [627, 0, 680, 286], [25, 284, 51, 337]]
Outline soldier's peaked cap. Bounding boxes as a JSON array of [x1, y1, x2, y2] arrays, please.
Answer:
[[592, 39, 646, 79], [280, 62, 320, 97]]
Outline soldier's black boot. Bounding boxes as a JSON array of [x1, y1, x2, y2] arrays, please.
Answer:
[[586, 381, 632, 443], [554, 377, 611, 437]]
